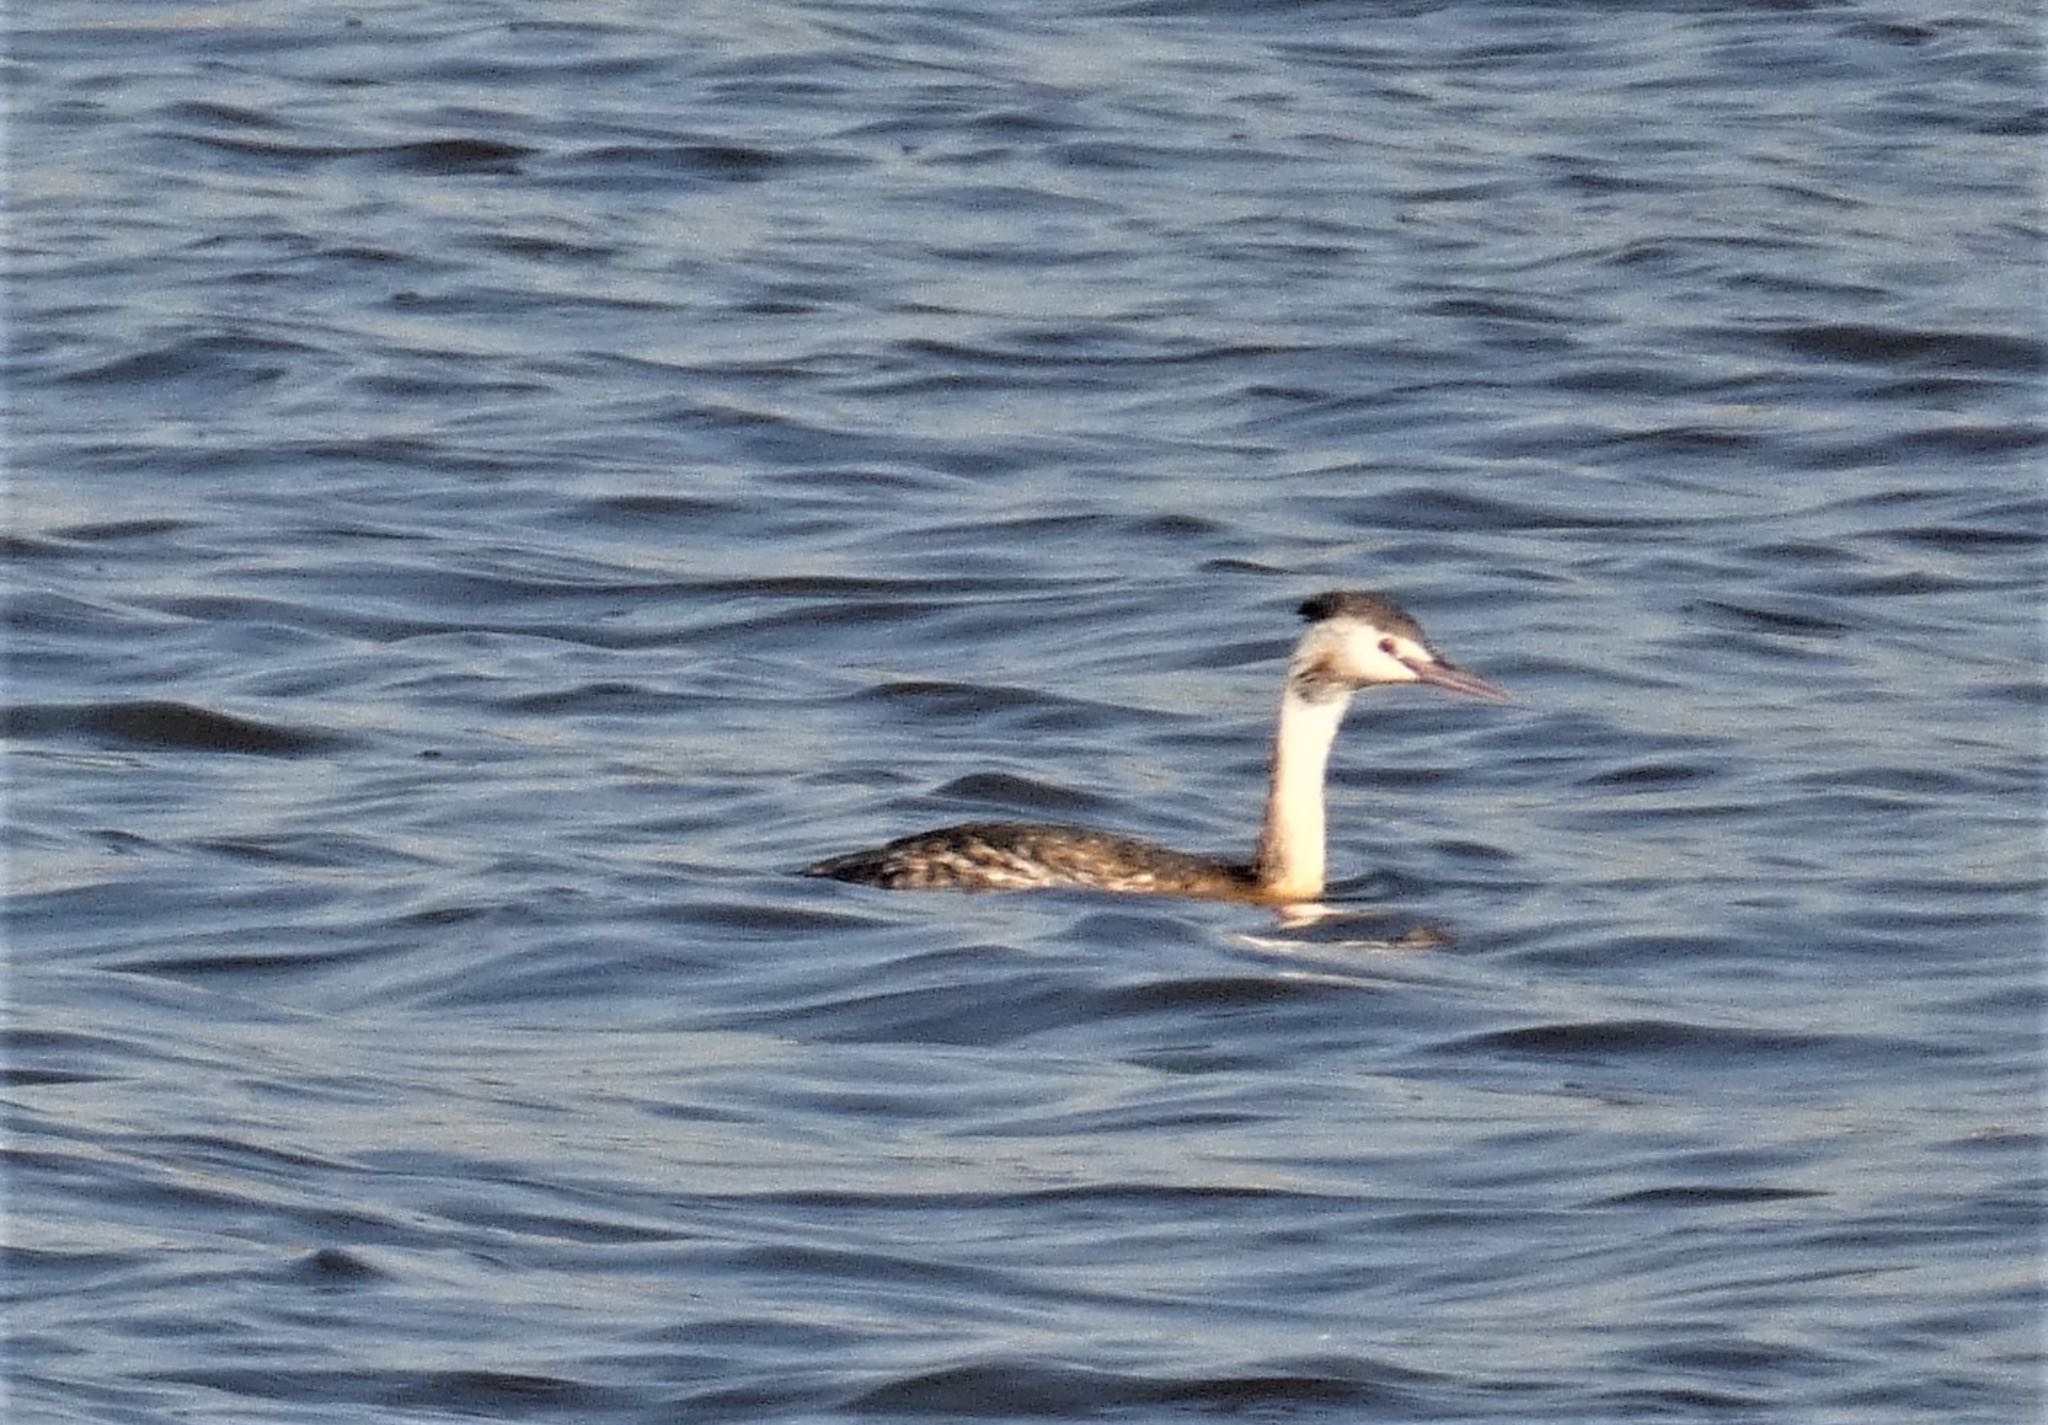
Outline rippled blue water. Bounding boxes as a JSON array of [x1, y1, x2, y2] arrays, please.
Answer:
[[7, 2, 2043, 1421]]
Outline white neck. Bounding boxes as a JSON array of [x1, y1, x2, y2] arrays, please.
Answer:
[[1252, 684, 1352, 901]]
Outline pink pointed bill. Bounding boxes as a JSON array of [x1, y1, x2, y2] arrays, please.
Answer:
[[1408, 658, 1509, 702]]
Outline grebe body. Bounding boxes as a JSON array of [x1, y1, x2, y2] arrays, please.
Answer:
[[803, 821, 1261, 898], [804, 591, 1506, 904]]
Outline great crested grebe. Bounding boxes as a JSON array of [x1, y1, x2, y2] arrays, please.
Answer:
[[804, 591, 1507, 904]]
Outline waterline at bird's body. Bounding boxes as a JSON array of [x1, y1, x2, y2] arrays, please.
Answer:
[[803, 591, 1506, 904]]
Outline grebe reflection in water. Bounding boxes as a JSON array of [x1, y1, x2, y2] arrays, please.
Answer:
[[804, 591, 1507, 904]]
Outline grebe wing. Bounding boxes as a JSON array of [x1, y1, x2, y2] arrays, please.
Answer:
[[804, 822, 1252, 895]]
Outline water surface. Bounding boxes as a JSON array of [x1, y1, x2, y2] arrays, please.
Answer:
[[7, 1, 2042, 1421]]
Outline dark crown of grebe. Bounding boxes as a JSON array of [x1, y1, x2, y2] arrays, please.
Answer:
[[803, 589, 1506, 901]]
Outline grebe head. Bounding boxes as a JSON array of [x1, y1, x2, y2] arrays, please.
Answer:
[[1290, 590, 1508, 703]]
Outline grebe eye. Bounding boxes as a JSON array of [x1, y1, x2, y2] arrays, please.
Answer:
[[1378, 636, 1399, 656]]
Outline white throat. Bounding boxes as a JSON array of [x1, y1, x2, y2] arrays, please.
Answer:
[[1252, 683, 1353, 901]]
